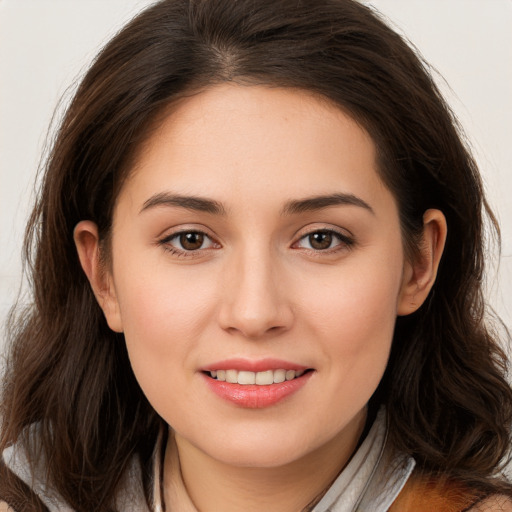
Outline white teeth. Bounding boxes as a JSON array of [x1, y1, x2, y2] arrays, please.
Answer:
[[209, 369, 306, 385], [273, 369, 286, 383], [237, 371, 256, 385], [256, 370, 274, 385], [226, 369, 238, 383]]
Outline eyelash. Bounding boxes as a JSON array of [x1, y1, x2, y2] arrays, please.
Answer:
[[158, 230, 219, 257], [157, 228, 354, 257], [294, 229, 354, 251]]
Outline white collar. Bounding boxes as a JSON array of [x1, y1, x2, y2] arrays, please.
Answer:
[[312, 408, 415, 511], [152, 408, 415, 512]]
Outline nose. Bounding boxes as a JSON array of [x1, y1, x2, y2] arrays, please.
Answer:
[[218, 247, 294, 339]]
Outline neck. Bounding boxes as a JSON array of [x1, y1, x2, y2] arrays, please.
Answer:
[[164, 409, 367, 512]]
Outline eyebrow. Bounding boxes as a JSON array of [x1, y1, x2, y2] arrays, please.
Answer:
[[282, 193, 374, 216], [140, 192, 226, 215], [139, 191, 374, 216]]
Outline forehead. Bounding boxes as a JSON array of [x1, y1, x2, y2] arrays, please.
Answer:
[[119, 84, 393, 215]]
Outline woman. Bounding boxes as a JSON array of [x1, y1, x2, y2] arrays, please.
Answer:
[[1, 0, 511, 510]]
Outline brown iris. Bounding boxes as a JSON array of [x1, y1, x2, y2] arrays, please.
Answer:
[[308, 231, 333, 250], [180, 232, 205, 250]]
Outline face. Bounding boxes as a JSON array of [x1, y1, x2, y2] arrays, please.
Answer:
[[88, 84, 415, 468]]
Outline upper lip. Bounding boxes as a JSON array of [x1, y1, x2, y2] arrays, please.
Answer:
[[200, 358, 310, 373]]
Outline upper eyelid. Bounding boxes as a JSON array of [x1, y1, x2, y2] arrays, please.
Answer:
[[292, 224, 354, 241], [158, 225, 219, 242], [160, 233, 220, 252], [161, 230, 212, 242]]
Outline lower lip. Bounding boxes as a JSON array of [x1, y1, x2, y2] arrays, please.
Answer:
[[202, 372, 313, 408]]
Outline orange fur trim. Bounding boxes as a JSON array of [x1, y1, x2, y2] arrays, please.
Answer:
[[389, 477, 480, 512]]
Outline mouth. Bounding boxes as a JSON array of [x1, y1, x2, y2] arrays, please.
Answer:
[[200, 359, 314, 408], [201, 365, 314, 408], [205, 368, 310, 385]]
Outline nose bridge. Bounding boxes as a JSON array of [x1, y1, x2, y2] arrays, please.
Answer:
[[219, 240, 291, 338]]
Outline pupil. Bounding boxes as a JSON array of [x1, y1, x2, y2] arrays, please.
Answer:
[[181, 232, 204, 250], [310, 232, 332, 250]]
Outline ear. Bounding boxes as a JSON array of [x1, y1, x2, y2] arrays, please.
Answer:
[[397, 209, 447, 316], [73, 220, 123, 332]]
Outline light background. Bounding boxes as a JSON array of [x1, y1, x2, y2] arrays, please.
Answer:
[[1, 0, 511, 352]]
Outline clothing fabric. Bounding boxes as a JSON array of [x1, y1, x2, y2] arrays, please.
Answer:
[[1, 409, 416, 511]]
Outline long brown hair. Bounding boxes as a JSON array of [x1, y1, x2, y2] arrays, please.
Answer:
[[1, 0, 511, 509]]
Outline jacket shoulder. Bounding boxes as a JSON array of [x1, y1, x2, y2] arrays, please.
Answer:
[[388, 476, 482, 512]]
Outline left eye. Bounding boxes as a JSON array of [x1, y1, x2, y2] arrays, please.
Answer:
[[295, 230, 350, 251], [165, 231, 216, 251]]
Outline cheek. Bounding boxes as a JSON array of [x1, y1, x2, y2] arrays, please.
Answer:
[[113, 270, 219, 424], [298, 250, 403, 383], [302, 253, 402, 339], [112, 263, 218, 387]]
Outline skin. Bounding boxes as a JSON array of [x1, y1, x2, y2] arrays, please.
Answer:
[[75, 84, 447, 511]]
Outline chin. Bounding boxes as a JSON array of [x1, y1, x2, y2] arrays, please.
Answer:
[[211, 444, 307, 469], [195, 427, 316, 468]]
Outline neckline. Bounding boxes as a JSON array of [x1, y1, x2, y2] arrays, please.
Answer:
[[151, 407, 414, 512]]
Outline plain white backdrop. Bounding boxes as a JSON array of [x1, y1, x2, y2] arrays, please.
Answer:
[[1, 0, 511, 352]]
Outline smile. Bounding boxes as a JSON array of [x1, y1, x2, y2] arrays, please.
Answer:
[[202, 366, 313, 408], [208, 369, 306, 385]]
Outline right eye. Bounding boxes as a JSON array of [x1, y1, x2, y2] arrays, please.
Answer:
[[293, 229, 354, 252], [159, 230, 219, 255]]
